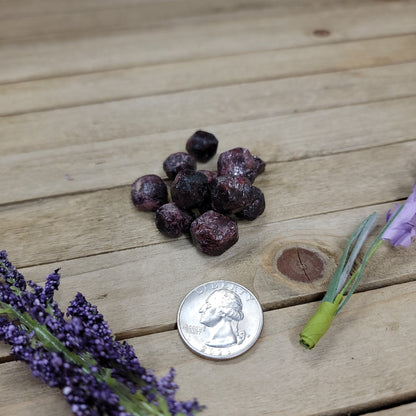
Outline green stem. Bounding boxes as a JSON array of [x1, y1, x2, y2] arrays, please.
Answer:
[[336, 204, 404, 314], [338, 239, 383, 297], [322, 213, 376, 303]]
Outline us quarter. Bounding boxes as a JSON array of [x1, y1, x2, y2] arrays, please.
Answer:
[[177, 280, 263, 360]]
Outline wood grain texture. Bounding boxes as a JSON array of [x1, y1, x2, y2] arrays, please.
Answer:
[[1, 281, 415, 415], [2, 34, 415, 116], [1, 1, 416, 414], [2, 96, 416, 204], [2, 201, 415, 361], [2, 62, 416, 156], [0, 0, 370, 42], [0, 0, 363, 21], [1, 2, 415, 83], [2, 141, 416, 266]]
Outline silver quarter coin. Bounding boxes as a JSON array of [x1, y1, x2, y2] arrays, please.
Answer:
[[177, 280, 263, 360]]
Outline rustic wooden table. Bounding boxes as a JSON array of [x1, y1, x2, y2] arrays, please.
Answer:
[[1, 1, 416, 415]]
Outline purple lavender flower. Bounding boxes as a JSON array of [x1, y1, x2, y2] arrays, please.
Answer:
[[382, 181, 416, 247], [0, 250, 203, 416]]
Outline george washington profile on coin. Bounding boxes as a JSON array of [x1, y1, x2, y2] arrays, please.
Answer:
[[177, 281, 263, 359], [199, 289, 246, 348]]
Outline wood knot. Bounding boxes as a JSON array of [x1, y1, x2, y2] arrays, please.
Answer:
[[313, 29, 331, 37], [276, 247, 324, 283]]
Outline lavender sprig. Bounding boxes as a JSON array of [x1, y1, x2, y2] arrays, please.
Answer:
[[0, 250, 203, 416]]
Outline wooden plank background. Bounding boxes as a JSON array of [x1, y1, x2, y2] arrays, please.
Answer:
[[1, 1, 416, 415]]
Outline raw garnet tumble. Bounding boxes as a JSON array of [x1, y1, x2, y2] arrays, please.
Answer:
[[190, 210, 239, 256], [155, 203, 194, 238], [197, 170, 218, 184], [186, 130, 219, 163], [253, 155, 266, 177], [131, 174, 168, 211], [210, 175, 254, 213], [163, 152, 196, 180], [236, 186, 265, 221], [217, 147, 265, 183], [170, 170, 209, 210]]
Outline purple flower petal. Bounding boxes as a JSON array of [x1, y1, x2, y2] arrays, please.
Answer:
[[382, 181, 416, 247]]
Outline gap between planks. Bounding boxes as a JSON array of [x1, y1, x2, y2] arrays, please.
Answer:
[[0, 280, 415, 415], [0, 0, 373, 43], [359, 402, 416, 416], [1, 200, 415, 361], [2, 62, 416, 157], [1, 95, 416, 205], [2, 140, 416, 267], [1, 33, 415, 116], [1, 1, 415, 84]]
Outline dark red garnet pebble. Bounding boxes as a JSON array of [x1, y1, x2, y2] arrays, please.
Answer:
[[217, 147, 265, 183], [186, 130, 219, 163], [171, 170, 209, 210], [190, 210, 239, 256], [236, 186, 265, 221], [155, 203, 194, 238], [197, 169, 218, 184], [253, 155, 266, 177], [132, 133, 266, 255], [131, 174, 168, 211], [163, 152, 196, 180], [210, 175, 254, 214]]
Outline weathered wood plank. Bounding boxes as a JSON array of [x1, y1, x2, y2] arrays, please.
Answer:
[[0, 0, 359, 20], [0, 0, 367, 41], [1, 2, 415, 83], [1, 199, 415, 363], [2, 141, 415, 267], [2, 62, 416, 156], [2, 34, 415, 116], [1, 2, 414, 415], [2, 97, 416, 204], [1, 280, 415, 415]]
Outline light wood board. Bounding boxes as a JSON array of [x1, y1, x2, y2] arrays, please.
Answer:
[[1, 0, 415, 415]]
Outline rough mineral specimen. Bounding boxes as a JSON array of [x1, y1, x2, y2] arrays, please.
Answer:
[[171, 170, 209, 210], [197, 169, 218, 184], [210, 174, 254, 214], [163, 152, 196, 180], [131, 174, 168, 211], [236, 186, 265, 221], [186, 130, 218, 163], [217, 147, 265, 183], [190, 210, 239, 256], [155, 203, 194, 238]]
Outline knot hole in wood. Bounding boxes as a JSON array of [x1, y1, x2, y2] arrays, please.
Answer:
[[276, 247, 325, 283]]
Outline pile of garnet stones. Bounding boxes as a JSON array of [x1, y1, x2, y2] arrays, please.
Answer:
[[131, 130, 266, 256]]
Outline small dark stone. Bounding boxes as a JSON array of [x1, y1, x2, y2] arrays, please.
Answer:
[[210, 175, 254, 214], [217, 147, 265, 183], [194, 173, 216, 214], [236, 186, 265, 221], [253, 155, 266, 177], [131, 174, 168, 211], [171, 170, 209, 210], [197, 170, 218, 184], [163, 152, 196, 180], [190, 210, 238, 256], [186, 130, 218, 162], [155, 203, 194, 238]]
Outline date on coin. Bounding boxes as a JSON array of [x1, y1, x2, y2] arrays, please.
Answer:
[[177, 280, 263, 360]]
